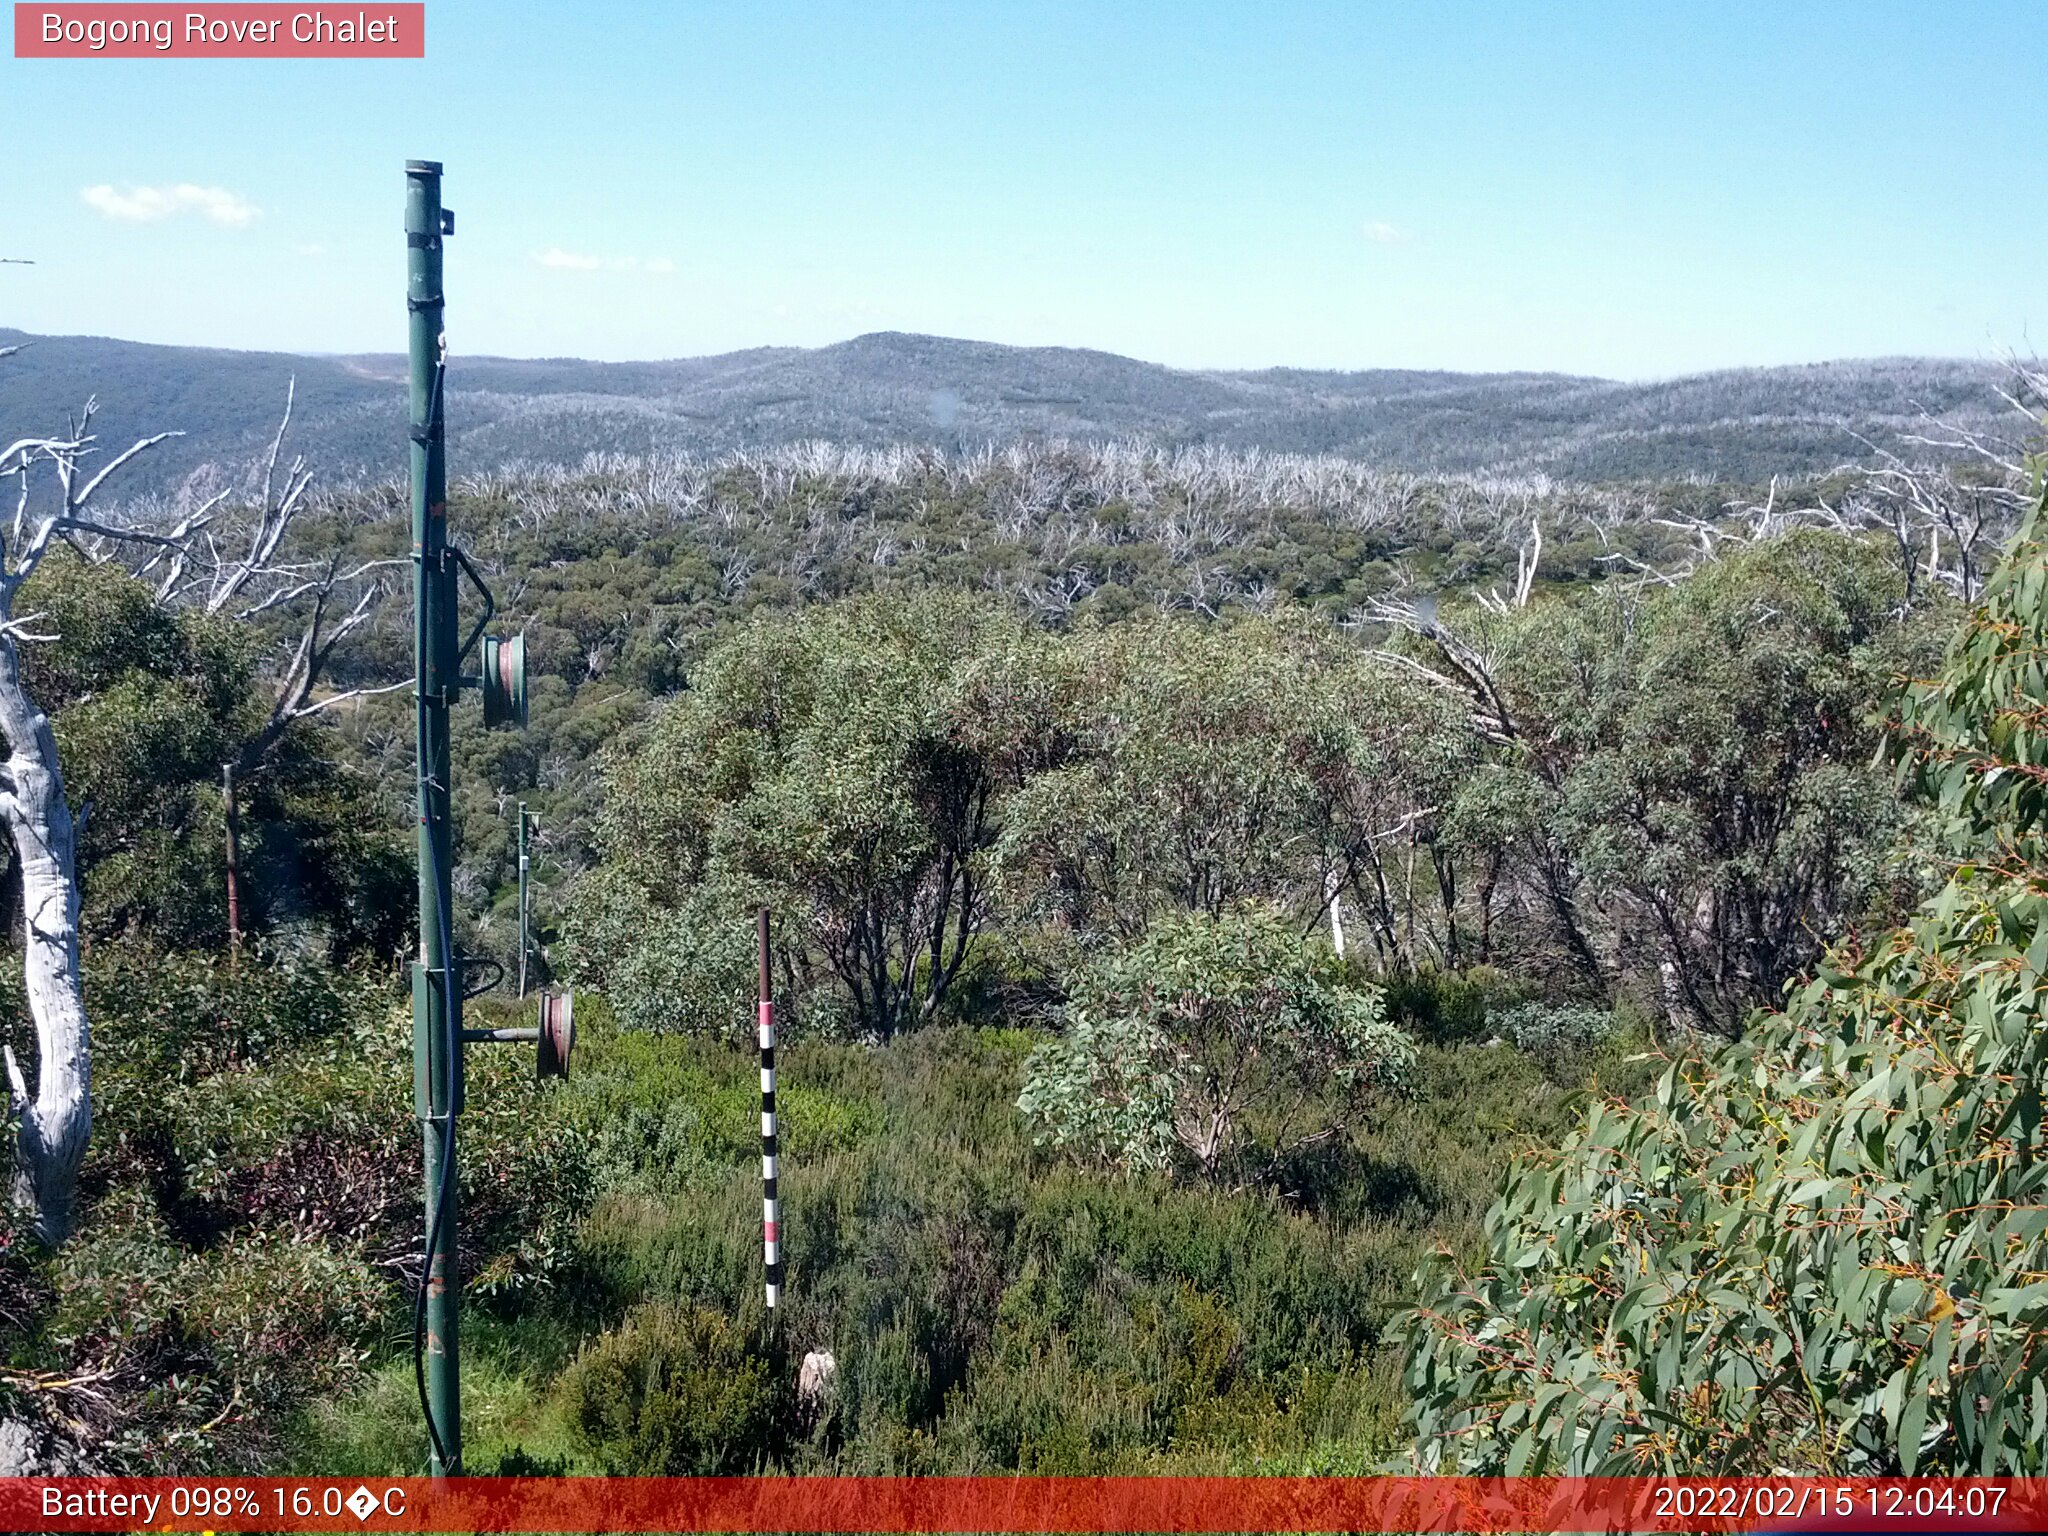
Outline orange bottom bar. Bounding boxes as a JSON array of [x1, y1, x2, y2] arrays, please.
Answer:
[[7, 1475, 2047, 1534]]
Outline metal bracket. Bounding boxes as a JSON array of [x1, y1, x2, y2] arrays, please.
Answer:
[[448, 544, 497, 670], [461, 1026, 537, 1044]]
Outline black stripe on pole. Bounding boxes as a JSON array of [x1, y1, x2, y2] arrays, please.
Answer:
[[759, 906, 780, 1310]]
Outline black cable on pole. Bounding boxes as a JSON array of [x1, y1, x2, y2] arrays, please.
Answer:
[[410, 352, 458, 1476], [411, 724, 456, 1472]]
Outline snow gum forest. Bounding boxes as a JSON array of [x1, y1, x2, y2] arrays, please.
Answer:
[[2, 334, 2047, 1479]]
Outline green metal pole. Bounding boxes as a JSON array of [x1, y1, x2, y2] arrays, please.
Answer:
[[517, 801, 530, 999], [406, 158, 462, 1478]]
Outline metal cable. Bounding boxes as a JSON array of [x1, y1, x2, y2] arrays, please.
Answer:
[[410, 351, 459, 1475]]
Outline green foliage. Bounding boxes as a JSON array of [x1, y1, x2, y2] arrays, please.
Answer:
[[590, 598, 1475, 1037], [0, 946, 594, 1469], [558, 1303, 780, 1474], [1896, 477, 2048, 848], [568, 999, 883, 1201], [1458, 532, 1941, 1026], [1402, 496, 2048, 1475], [1378, 967, 1509, 1047], [996, 614, 1470, 948], [585, 536, 1933, 1050], [1491, 1001, 1619, 1054], [557, 867, 755, 1040], [1021, 906, 1413, 1182], [459, 1021, 1615, 1479], [590, 589, 1029, 1038], [0, 380, 1988, 1481], [1017, 1008, 1183, 1175], [18, 551, 410, 956], [35, 1192, 387, 1467]]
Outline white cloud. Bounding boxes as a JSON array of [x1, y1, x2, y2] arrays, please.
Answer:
[[295, 242, 325, 258], [81, 182, 259, 226], [536, 247, 604, 270], [1364, 220, 1410, 246], [534, 248, 674, 274]]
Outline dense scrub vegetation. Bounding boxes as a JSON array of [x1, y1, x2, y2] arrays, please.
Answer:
[[263, 439, 1998, 1003], [1404, 493, 2048, 1475], [4, 410, 2043, 1476], [296, 1001, 1640, 1477], [570, 531, 1943, 1049]]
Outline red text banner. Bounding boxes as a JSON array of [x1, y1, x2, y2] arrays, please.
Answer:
[[5, 1476, 2048, 1533], [14, 4, 424, 57]]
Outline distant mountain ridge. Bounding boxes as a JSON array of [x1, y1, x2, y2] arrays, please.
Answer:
[[0, 326, 2012, 492]]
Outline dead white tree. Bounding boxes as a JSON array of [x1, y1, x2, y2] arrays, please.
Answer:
[[0, 396, 181, 1244], [80, 382, 409, 764], [1476, 514, 1542, 615], [1361, 594, 1519, 747], [0, 377, 399, 1244], [1830, 446, 2018, 604]]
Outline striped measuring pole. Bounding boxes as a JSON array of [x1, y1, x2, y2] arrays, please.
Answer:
[[758, 907, 782, 1309]]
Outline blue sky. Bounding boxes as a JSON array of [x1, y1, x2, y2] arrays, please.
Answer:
[[0, 2, 2039, 376]]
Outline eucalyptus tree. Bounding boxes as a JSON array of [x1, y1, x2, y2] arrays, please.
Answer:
[[591, 588, 1029, 1039], [994, 613, 1470, 955], [1385, 532, 1938, 1030]]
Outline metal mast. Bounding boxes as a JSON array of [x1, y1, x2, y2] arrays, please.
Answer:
[[406, 157, 462, 1478], [401, 156, 561, 1479]]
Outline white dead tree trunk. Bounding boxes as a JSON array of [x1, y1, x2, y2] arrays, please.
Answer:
[[0, 396, 180, 1244], [1477, 514, 1542, 615], [0, 630, 88, 1246]]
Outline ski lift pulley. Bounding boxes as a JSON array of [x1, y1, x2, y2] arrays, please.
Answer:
[[537, 989, 573, 1080], [481, 632, 527, 730]]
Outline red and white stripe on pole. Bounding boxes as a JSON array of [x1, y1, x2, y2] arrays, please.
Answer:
[[758, 906, 781, 1309]]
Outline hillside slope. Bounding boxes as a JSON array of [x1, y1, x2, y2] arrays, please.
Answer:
[[0, 327, 2010, 491]]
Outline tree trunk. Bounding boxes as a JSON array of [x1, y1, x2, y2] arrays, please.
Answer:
[[222, 763, 243, 955], [0, 631, 90, 1247]]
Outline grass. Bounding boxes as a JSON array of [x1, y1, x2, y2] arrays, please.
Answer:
[[291, 1001, 1651, 1475]]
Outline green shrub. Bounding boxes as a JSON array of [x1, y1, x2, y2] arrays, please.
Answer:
[[1020, 907, 1413, 1182], [1378, 967, 1507, 1046], [557, 1303, 779, 1473], [0, 943, 599, 1474], [558, 868, 757, 1041], [487, 1017, 1609, 1478], [28, 1187, 385, 1471], [1491, 1000, 1618, 1053]]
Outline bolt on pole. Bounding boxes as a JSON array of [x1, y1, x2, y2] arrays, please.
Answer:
[[407, 156, 462, 1479]]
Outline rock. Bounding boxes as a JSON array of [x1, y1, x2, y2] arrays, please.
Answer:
[[0, 1420, 38, 1477], [0, 1417, 75, 1476], [796, 1349, 838, 1415]]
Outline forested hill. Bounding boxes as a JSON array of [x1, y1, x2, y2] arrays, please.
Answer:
[[0, 325, 2010, 490]]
